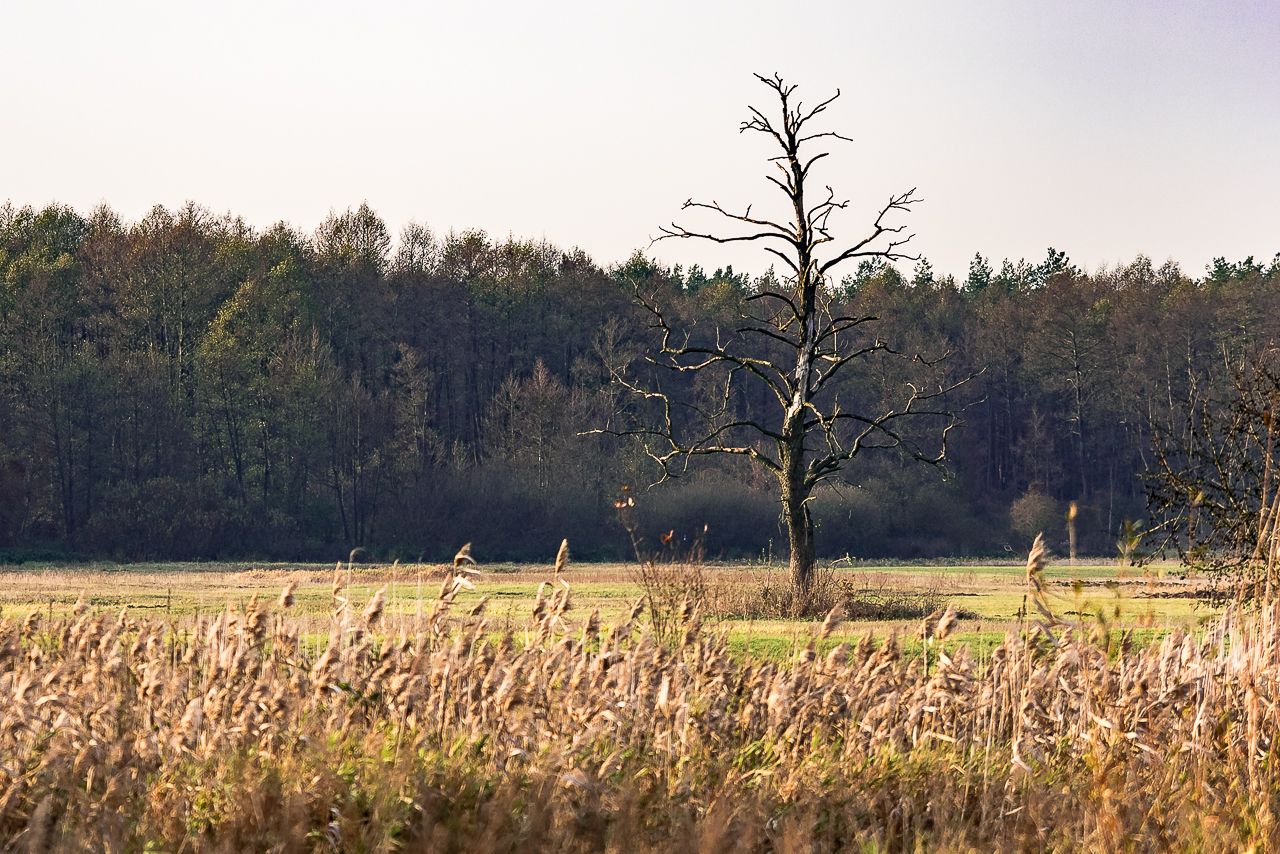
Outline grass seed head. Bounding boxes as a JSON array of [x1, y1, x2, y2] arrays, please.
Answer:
[[454, 542, 476, 568], [916, 608, 945, 642], [825, 643, 849, 671], [819, 604, 843, 641], [363, 585, 388, 627], [554, 538, 569, 578], [936, 604, 958, 641], [1026, 533, 1049, 585]]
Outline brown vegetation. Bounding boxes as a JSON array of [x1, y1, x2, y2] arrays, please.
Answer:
[[0, 549, 1277, 851]]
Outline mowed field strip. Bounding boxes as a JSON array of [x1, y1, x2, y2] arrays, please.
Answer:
[[0, 558, 1209, 660]]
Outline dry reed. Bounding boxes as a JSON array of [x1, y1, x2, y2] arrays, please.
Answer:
[[0, 545, 1277, 851]]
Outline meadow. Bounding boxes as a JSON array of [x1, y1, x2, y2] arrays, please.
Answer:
[[0, 554, 1203, 656], [0, 549, 1272, 852]]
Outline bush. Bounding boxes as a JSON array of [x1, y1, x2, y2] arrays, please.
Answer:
[[1010, 489, 1062, 546], [835, 572, 962, 621], [716, 566, 847, 620]]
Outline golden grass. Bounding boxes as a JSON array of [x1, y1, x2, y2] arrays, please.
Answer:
[[0, 548, 1274, 852]]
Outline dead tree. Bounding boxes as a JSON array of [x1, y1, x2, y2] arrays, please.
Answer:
[[1146, 349, 1280, 602], [604, 74, 968, 592]]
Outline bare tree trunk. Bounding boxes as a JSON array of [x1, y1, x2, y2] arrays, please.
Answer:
[[781, 433, 816, 589], [784, 482, 816, 590]]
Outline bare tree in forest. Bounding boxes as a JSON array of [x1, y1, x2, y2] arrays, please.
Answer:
[[606, 74, 967, 591], [1147, 350, 1280, 602]]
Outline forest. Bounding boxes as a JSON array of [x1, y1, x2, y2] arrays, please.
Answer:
[[1, 199, 1278, 563]]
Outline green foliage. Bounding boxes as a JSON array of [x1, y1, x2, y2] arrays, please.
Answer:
[[964, 252, 993, 293]]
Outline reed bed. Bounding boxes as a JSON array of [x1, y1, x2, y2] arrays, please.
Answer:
[[0, 549, 1278, 852]]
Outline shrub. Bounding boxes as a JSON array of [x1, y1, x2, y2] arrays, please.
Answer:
[[1010, 488, 1062, 545]]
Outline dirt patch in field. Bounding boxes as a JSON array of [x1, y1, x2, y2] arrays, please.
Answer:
[[1049, 576, 1211, 600]]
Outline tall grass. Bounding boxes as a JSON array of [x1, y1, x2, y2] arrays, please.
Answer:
[[0, 546, 1278, 851]]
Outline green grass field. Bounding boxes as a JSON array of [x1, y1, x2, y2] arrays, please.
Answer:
[[0, 555, 1209, 662]]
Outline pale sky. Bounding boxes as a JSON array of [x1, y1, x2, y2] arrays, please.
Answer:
[[3, 1, 1278, 280]]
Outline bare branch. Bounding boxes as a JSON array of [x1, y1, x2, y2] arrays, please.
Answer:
[[676, 198, 796, 236], [800, 374, 975, 489], [745, 288, 801, 320], [816, 189, 922, 276], [630, 284, 794, 407], [609, 73, 956, 591], [809, 342, 894, 393], [737, 324, 799, 349], [814, 313, 881, 347]]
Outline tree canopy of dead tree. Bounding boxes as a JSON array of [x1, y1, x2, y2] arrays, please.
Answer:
[[600, 74, 970, 591]]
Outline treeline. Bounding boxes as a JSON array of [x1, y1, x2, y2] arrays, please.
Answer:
[[1, 200, 1277, 562]]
